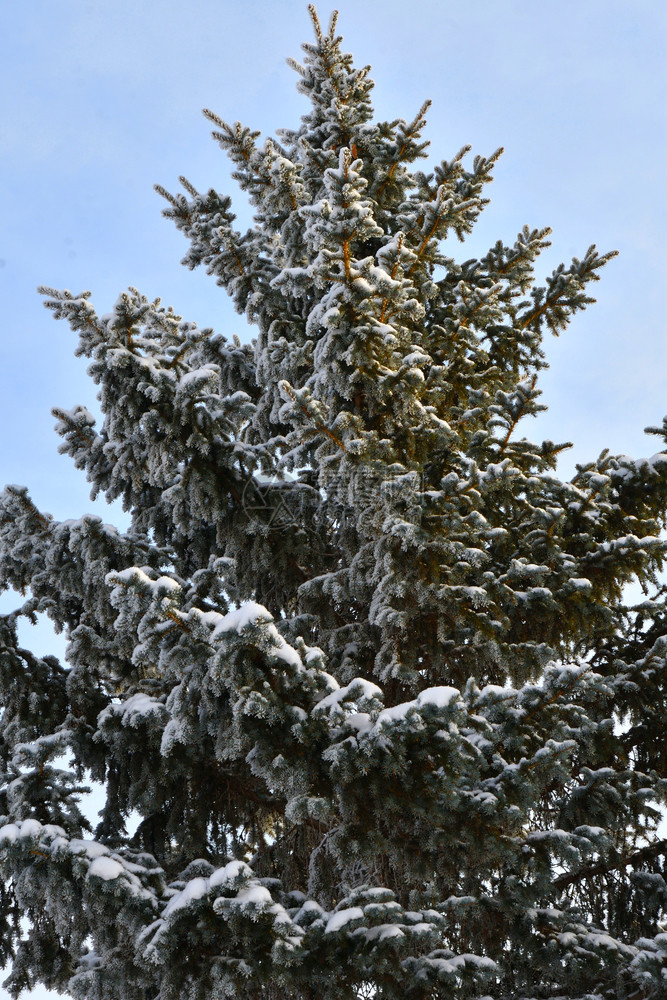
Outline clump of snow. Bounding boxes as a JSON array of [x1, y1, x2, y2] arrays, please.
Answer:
[[373, 686, 459, 730], [211, 602, 274, 636], [313, 677, 382, 714], [163, 876, 210, 917], [355, 924, 405, 942], [98, 693, 167, 729], [232, 884, 273, 909], [208, 859, 251, 890], [19, 819, 42, 839], [346, 713, 372, 735], [375, 701, 413, 726], [325, 906, 364, 933], [69, 839, 110, 860], [0, 819, 157, 901], [88, 857, 124, 881], [294, 899, 325, 922], [162, 859, 255, 921], [211, 602, 303, 668], [418, 687, 459, 710]]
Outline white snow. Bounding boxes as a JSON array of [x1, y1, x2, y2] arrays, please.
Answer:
[[208, 859, 251, 889], [295, 899, 325, 918], [313, 677, 382, 714], [611, 452, 667, 480], [163, 876, 209, 917], [325, 906, 364, 933], [69, 838, 110, 859], [478, 684, 512, 698], [19, 819, 42, 839], [178, 366, 217, 388], [0, 818, 158, 902], [346, 712, 373, 735], [211, 601, 273, 636], [355, 924, 405, 941], [106, 568, 182, 606], [153, 575, 182, 594], [162, 859, 257, 920], [374, 701, 412, 726], [402, 351, 431, 366], [417, 687, 459, 710], [270, 638, 303, 669], [211, 602, 303, 668], [88, 856, 124, 881], [98, 693, 166, 728], [233, 884, 273, 908], [108, 566, 154, 588], [374, 686, 459, 730]]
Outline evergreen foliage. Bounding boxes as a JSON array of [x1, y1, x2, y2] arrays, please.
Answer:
[[1, 8, 666, 998]]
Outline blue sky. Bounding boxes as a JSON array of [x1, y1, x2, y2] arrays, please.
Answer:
[[0, 2, 665, 997]]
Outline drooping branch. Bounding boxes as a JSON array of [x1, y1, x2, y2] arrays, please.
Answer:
[[554, 838, 667, 891]]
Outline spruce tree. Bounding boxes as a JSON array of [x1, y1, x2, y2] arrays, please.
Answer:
[[1, 7, 665, 999]]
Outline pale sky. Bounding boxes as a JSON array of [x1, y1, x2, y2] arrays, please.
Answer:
[[0, 2, 665, 997]]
